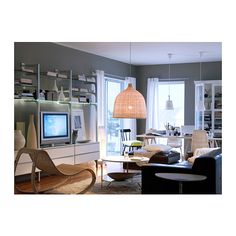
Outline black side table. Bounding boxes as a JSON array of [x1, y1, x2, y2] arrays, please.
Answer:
[[155, 173, 207, 194]]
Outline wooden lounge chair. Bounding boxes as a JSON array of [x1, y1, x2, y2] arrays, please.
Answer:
[[15, 148, 96, 194]]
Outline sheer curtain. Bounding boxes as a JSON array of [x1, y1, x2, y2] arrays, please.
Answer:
[[123, 77, 137, 140], [146, 78, 160, 131], [96, 70, 106, 158]]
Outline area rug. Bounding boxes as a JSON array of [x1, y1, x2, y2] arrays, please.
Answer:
[[46, 174, 141, 194]]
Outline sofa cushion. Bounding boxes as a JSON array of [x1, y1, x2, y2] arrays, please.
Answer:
[[188, 147, 221, 164], [143, 144, 172, 152]]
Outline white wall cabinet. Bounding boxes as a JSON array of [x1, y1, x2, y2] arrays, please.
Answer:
[[194, 80, 222, 138], [15, 142, 100, 176]]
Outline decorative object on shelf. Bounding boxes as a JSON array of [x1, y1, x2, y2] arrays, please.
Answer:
[[165, 53, 174, 110], [16, 122, 25, 137], [78, 74, 86, 81], [46, 91, 58, 101], [26, 114, 37, 149], [113, 42, 146, 119], [14, 130, 26, 150], [86, 77, 96, 83], [58, 86, 65, 101], [71, 109, 86, 142], [51, 79, 59, 93], [72, 129, 78, 144], [204, 89, 209, 98], [21, 63, 34, 73], [79, 95, 87, 102]]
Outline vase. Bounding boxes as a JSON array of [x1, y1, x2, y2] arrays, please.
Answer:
[[58, 86, 65, 101], [52, 79, 58, 92], [26, 114, 37, 149], [14, 130, 26, 150]]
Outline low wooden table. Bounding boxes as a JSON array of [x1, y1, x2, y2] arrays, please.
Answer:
[[155, 173, 207, 194], [101, 156, 149, 187]]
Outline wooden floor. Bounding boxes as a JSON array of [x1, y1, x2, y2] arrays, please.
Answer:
[[15, 160, 139, 194]]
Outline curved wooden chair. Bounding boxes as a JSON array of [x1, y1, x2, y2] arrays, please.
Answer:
[[15, 148, 96, 194]]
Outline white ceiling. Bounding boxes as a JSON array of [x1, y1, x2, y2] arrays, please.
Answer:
[[56, 42, 222, 66]]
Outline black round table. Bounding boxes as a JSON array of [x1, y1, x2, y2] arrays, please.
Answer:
[[155, 173, 207, 194]]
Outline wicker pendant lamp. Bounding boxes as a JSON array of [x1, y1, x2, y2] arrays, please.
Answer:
[[113, 43, 146, 119]]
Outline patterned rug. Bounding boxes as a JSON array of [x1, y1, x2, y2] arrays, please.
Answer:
[[46, 174, 141, 194]]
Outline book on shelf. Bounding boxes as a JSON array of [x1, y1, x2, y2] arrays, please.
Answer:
[[80, 88, 88, 93], [57, 73, 68, 79], [46, 71, 58, 77], [79, 96, 87, 102], [72, 88, 79, 91], [71, 97, 78, 103], [19, 78, 33, 84], [20, 97, 35, 100], [21, 92, 33, 97], [21, 67, 34, 73]]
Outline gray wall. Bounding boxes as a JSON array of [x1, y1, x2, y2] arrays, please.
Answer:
[[136, 61, 222, 134], [15, 43, 222, 135], [14, 42, 134, 77], [14, 42, 136, 141]]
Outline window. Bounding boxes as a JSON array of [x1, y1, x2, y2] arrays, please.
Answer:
[[105, 78, 124, 155], [157, 81, 185, 130]]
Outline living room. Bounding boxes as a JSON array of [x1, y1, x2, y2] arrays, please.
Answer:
[[14, 41, 222, 195], [3, 1, 235, 236]]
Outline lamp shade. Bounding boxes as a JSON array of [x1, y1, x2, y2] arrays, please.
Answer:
[[113, 83, 146, 119], [165, 95, 174, 110]]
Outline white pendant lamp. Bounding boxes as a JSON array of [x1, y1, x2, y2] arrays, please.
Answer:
[[113, 43, 147, 119], [165, 53, 174, 110]]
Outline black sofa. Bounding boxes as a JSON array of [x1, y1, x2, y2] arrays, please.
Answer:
[[141, 148, 222, 194]]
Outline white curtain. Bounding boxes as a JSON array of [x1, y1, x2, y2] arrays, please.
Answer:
[[96, 70, 106, 158], [146, 78, 160, 131], [123, 77, 137, 140]]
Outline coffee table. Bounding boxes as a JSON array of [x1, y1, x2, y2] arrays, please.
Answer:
[[101, 156, 149, 187], [155, 173, 207, 194]]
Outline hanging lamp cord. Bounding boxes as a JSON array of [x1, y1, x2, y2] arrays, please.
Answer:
[[199, 51, 203, 81], [129, 42, 131, 77], [168, 53, 172, 97]]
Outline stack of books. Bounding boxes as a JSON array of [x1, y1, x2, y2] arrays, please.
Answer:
[[19, 78, 33, 85], [86, 77, 96, 83]]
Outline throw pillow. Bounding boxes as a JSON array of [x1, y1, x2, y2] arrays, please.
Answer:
[[143, 144, 172, 152], [188, 147, 220, 164]]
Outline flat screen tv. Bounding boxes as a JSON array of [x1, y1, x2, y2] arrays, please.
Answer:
[[40, 111, 70, 145]]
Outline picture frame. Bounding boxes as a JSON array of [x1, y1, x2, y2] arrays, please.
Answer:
[[71, 109, 86, 142]]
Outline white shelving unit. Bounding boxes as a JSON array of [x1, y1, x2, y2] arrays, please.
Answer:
[[194, 80, 222, 138], [14, 63, 100, 176]]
